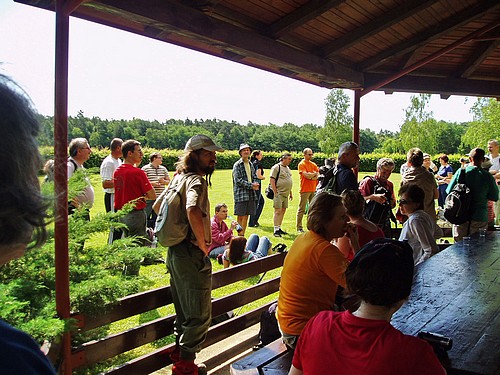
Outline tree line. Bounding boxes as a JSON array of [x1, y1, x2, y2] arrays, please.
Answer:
[[36, 91, 498, 155]]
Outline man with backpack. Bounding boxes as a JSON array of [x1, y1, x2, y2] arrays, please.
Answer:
[[446, 148, 498, 241], [335, 141, 360, 194], [359, 158, 396, 237], [165, 134, 223, 375], [67, 137, 95, 218]]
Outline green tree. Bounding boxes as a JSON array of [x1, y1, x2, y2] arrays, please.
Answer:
[[360, 129, 379, 153], [319, 89, 353, 154], [462, 97, 500, 150], [400, 94, 437, 153]]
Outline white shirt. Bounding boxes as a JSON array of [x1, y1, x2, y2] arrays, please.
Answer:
[[399, 210, 441, 266], [68, 157, 95, 207], [100, 154, 122, 194]]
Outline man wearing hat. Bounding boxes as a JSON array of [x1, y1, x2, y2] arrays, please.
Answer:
[[165, 134, 223, 374], [232, 143, 260, 236]]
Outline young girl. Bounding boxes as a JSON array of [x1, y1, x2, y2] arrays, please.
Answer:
[[222, 234, 271, 268]]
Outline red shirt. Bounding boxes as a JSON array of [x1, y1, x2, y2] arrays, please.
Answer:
[[293, 310, 445, 375], [113, 164, 153, 210]]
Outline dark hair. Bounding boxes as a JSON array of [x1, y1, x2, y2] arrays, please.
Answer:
[[228, 236, 247, 265], [0, 75, 49, 249], [149, 152, 161, 162], [175, 149, 214, 186], [215, 203, 227, 213], [341, 189, 365, 218], [251, 150, 261, 161], [470, 148, 486, 165], [307, 192, 343, 238], [346, 238, 414, 307], [439, 154, 449, 163], [122, 139, 140, 158], [399, 184, 425, 211], [407, 148, 423, 167]]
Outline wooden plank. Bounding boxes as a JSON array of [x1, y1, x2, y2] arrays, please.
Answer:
[[76, 252, 285, 332], [359, 0, 500, 71], [231, 338, 289, 375], [322, 0, 440, 57], [73, 277, 280, 368], [104, 304, 269, 375], [267, 0, 345, 38], [392, 233, 500, 374]]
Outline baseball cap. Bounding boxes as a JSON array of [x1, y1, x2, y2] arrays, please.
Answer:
[[423, 153, 431, 159], [184, 134, 224, 152]]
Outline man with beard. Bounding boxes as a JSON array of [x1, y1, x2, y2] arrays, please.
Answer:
[[165, 134, 223, 375]]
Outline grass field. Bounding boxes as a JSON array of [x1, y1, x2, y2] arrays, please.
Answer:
[[78, 169, 403, 373]]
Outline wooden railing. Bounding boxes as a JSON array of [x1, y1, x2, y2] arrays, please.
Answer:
[[67, 251, 287, 374]]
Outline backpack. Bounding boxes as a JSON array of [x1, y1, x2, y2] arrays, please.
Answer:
[[363, 176, 392, 226], [443, 170, 472, 225], [316, 166, 338, 194], [254, 302, 281, 349], [154, 173, 192, 247]]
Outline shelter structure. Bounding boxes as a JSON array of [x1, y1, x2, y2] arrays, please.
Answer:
[[14, 0, 500, 373]]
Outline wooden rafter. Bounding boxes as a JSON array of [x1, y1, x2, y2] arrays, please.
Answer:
[[364, 73, 500, 97], [458, 40, 500, 78], [96, 0, 362, 85], [266, 0, 345, 39], [321, 0, 440, 58], [359, 0, 500, 71]]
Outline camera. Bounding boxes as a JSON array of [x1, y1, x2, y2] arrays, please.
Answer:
[[417, 331, 453, 351]]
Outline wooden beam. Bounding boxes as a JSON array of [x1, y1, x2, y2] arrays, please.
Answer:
[[457, 40, 500, 78], [267, 0, 345, 39], [97, 0, 362, 85], [364, 73, 500, 97], [359, 0, 500, 71], [321, 0, 440, 57]]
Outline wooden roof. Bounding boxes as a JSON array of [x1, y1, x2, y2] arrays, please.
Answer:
[[16, 0, 500, 98]]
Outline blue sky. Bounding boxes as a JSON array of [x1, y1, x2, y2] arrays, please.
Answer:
[[1, 1, 475, 133]]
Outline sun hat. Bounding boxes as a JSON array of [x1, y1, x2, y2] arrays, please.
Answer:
[[238, 143, 252, 155], [185, 134, 224, 152]]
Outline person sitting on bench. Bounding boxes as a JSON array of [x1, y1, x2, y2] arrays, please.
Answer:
[[289, 238, 445, 375], [222, 234, 271, 268]]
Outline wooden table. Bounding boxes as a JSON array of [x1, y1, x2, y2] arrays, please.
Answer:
[[392, 231, 500, 375]]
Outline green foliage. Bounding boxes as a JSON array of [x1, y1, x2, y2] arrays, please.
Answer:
[[461, 97, 500, 151], [319, 89, 353, 154]]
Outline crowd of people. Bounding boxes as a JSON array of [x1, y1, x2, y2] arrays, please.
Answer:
[[2, 71, 499, 374]]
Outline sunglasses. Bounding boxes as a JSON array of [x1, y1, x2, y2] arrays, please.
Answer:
[[397, 199, 411, 205]]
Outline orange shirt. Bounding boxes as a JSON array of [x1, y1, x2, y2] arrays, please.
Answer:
[[277, 230, 347, 336], [298, 159, 319, 193]]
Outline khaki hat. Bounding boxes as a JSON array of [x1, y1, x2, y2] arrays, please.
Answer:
[[238, 143, 252, 155], [184, 134, 224, 152], [423, 153, 431, 159]]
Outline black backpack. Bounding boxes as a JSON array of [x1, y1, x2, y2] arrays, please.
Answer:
[[363, 176, 392, 226], [254, 302, 281, 349], [444, 170, 472, 225], [316, 166, 338, 194]]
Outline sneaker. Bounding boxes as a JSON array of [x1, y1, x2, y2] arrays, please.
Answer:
[[279, 229, 288, 235], [172, 360, 207, 375], [274, 231, 282, 237], [297, 228, 304, 233]]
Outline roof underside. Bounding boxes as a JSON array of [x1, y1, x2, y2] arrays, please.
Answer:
[[16, 0, 500, 98]]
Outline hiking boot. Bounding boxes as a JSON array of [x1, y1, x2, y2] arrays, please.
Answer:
[[273, 231, 282, 237], [172, 360, 207, 375], [278, 229, 288, 235], [165, 345, 180, 363]]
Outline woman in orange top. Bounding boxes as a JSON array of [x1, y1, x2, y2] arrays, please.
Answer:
[[277, 192, 358, 349]]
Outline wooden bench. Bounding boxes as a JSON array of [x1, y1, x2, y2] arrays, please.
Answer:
[[61, 251, 287, 374], [230, 338, 292, 375]]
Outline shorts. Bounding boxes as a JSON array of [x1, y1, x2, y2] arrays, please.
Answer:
[[234, 200, 256, 216], [273, 194, 289, 209]]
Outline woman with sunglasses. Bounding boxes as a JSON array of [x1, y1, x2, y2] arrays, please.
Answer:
[[397, 184, 442, 265]]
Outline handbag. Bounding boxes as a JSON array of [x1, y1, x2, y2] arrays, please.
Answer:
[[265, 165, 280, 200]]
